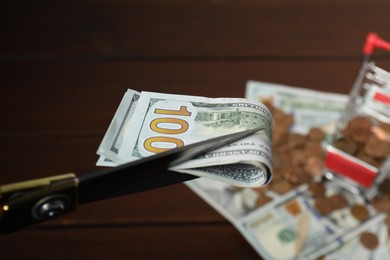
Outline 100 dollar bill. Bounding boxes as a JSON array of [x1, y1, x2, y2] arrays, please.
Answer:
[[97, 89, 273, 187], [246, 80, 348, 135]]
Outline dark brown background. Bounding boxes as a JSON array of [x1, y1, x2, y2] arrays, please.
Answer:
[[1, 0, 390, 259]]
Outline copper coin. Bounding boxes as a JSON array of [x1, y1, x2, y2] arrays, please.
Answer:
[[307, 128, 325, 142], [303, 155, 324, 177], [272, 107, 288, 122], [360, 231, 379, 250], [292, 167, 311, 184], [378, 121, 390, 136], [309, 182, 326, 198], [305, 141, 325, 157], [372, 195, 390, 214], [291, 148, 307, 167], [273, 141, 291, 154], [288, 133, 307, 149], [273, 127, 289, 147], [285, 199, 302, 216], [328, 194, 348, 210], [271, 179, 293, 195], [281, 167, 300, 184], [350, 204, 370, 221], [283, 114, 294, 128], [283, 165, 309, 186], [344, 116, 373, 144], [271, 106, 293, 126], [334, 138, 359, 156], [314, 197, 333, 215], [364, 133, 390, 158]]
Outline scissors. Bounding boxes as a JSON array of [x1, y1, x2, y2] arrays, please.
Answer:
[[0, 127, 264, 234]]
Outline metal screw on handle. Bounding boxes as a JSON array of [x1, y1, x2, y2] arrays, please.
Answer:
[[31, 194, 70, 220]]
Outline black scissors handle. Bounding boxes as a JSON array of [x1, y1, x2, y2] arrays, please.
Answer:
[[0, 127, 263, 234]]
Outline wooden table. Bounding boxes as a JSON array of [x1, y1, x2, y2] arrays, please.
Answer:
[[1, 1, 390, 259]]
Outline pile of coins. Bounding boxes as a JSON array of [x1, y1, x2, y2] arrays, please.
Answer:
[[334, 115, 390, 168], [263, 100, 326, 195], [245, 102, 390, 251]]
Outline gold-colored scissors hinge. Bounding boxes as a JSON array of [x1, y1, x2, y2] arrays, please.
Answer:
[[0, 173, 78, 234]]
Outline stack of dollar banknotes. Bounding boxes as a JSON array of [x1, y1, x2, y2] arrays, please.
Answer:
[[97, 83, 390, 259], [96, 89, 273, 187]]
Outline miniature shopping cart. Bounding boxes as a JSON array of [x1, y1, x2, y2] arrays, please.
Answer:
[[324, 33, 390, 200]]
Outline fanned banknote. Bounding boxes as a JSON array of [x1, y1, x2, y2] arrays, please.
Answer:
[[96, 89, 273, 187], [97, 89, 140, 162]]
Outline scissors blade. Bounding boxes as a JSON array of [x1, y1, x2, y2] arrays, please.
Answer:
[[78, 127, 264, 204]]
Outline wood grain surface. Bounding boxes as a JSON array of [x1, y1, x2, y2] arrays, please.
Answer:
[[1, 0, 390, 259]]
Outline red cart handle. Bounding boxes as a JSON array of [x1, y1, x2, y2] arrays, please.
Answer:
[[363, 32, 390, 55]]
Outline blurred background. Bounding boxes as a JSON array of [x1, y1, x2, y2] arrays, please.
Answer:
[[1, 0, 390, 258]]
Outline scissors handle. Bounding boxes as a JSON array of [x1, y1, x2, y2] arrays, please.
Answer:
[[0, 173, 78, 234]]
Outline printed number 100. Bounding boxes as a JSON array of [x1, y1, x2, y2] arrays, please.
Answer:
[[144, 106, 192, 153]]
